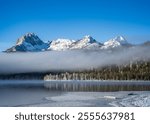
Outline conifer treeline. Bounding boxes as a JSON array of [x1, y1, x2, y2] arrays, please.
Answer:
[[44, 61, 150, 80], [0, 61, 150, 80]]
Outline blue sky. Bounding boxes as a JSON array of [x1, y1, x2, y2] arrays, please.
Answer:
[[0, 0, 150, 51]]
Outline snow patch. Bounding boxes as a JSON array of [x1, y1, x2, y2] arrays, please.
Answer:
[[110, 93, 150, 107]]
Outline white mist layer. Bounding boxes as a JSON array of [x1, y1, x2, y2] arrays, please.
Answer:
[[0, 46, 150, 74]]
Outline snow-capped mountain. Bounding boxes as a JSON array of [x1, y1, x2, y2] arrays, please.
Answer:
[[5, 33, 133, 52], [71, 35, 102, 49], [48, 35, 102, 51], [6, 33, 48, 52], [48, 38, 75, 51], [101, 36, 130, 49]]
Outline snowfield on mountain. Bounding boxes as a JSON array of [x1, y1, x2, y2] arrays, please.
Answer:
[[6, 33, 134, 52]]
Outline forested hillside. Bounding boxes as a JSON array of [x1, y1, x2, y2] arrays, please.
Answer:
[[44, 61, 150, 80]]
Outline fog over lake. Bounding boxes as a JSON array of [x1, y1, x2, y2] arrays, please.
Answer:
[[0, 46, 150, 74]]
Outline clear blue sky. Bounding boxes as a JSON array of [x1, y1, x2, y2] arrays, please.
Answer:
[[0, 0, 150, 51]]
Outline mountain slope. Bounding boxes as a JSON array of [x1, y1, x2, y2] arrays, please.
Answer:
[[6, 33, 133, 52], [101, 36, 130, 49], [71, 35, 102, 49], [48, 39, 75, 51], [6, 33, 48, 52]]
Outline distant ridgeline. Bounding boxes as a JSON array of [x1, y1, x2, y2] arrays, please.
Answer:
[[0, 61, 150, 80]]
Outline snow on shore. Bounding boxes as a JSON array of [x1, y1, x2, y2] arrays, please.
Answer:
[[110, 92, 150, 107]]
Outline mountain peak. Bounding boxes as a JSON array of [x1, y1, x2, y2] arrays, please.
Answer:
[[6, 33, 133, 52], [83, 35, 95, 42], [48, 38, 74, 51], [25, 32, 36, 37], [102, 36, 129, 49], [16, 33, 44, 46], [6, 33, 48, 52], [69, 35, 100, 49], [84, 35, 92, 39], [113, 36, 126, 42]]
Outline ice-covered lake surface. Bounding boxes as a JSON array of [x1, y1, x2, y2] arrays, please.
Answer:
[[0, 80, 150, 107]]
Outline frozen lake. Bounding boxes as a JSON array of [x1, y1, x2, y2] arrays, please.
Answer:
[[0, 80, 150, 107]]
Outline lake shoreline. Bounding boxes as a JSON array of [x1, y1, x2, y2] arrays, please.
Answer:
[[0, 80, 150, 106], [1, 80, 150, 91]]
